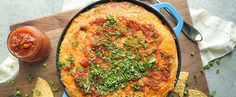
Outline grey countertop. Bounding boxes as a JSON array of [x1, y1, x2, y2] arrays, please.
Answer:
[[0, 0, 236, 97]]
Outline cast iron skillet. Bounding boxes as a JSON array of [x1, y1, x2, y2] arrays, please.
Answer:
[[56, 0, 183, 97]]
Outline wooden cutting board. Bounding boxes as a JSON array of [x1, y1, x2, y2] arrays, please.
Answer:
[[0, 0, 210, 97]]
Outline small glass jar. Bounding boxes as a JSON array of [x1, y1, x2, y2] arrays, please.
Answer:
[[7, 26, 51, 62]]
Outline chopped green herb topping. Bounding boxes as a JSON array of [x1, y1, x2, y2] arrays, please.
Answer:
[[148, 56, 156, 64], [216, 69, 220, 74], [25, 93, 29, 97], [50, 80, 55, 86], [72, 40, 78, 47], [26, 74, 34, 83], [52, 87, 60, 93], [95, 50, 103, 57], [203, 58, 221, 71], [66, 55, 75, 65], [193, 74, 198, 83], [131, 84, 139, 92], [193, 75, 197, 79], [12, 88, 22, 96], [115, 31, 122, 38], [8, 80, 15, 86], [75, 78, 92, 93], [102, 14, 117, 27], [72, 15, 160, 95], [58, 60, 65, 70], [215, 59, 220, 66], [210, 91, 216, 97]]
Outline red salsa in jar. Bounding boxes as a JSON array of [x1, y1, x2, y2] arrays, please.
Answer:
[[7, 26, 51, 62]]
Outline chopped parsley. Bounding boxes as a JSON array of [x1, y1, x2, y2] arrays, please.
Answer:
[[66, 55, 75, 65], [210, 91, 216, 97], [75, 78, 92, 93], [115, 32, 121, 38], [131, 84, 139, 92], [203, 58, 221, 71], [215, 59, 220, 66], [12, 88, 22, 96], [102, 14, 117, 27], [193, 74, 197, 79], [216, 69, 220, 74], [26, 74, 34, 83], [8, 80, 15, 86], [148, 56, 156, 64], [71, 40, 78, 47], [52, 87, 60, 93], [25, 93, 29, 97], [95, 50, 103, 57], [88, 64, 104, 80], [193, 74, 198, 83], [50, 80, 55, 86], [57, 60, 65, 70]]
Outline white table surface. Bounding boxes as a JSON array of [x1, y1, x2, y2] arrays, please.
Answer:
[[0, 0, 236, 97]]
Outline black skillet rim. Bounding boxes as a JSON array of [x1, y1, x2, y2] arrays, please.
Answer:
[[56, 0, 182, 96]]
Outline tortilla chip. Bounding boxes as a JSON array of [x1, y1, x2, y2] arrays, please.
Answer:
[[174, 72, 189, 97], [33, 77, 54, 97], [188, 89, 207, 97]]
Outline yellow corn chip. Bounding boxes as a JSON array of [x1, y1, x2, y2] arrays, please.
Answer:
[[33, 77, 54, 97], [188, 89, 207, 97], [174, 72, 189, 97]]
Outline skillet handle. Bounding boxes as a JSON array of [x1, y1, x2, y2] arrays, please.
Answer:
[[63, 92, 68, 97], [152, 3, 183, 37]]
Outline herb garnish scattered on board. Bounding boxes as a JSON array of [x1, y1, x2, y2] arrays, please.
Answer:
[[8, 80, 15, 86], [26, 74, 34, 83], [210, 90, 216, 97], [52, 87, 60, 93], [193, 74, 198, 83], [12, 88, 22, 96], [202, 58, 221, 72]]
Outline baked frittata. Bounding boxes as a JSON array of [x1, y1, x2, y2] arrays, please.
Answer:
[[58, 1, 178, 97]]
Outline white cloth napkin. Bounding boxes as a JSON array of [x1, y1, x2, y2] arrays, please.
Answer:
[[190, 9, 236, 66], [0, 53, 19, 86]]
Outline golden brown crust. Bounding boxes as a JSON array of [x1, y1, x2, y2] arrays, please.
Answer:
[[59, 2, 178, 97]]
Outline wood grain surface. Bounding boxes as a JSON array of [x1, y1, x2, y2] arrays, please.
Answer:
[[0, 0, 209, 97]]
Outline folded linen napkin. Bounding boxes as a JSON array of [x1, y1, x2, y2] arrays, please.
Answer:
[[0, 53, 19, 86], [190, 9, 236, 66]]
